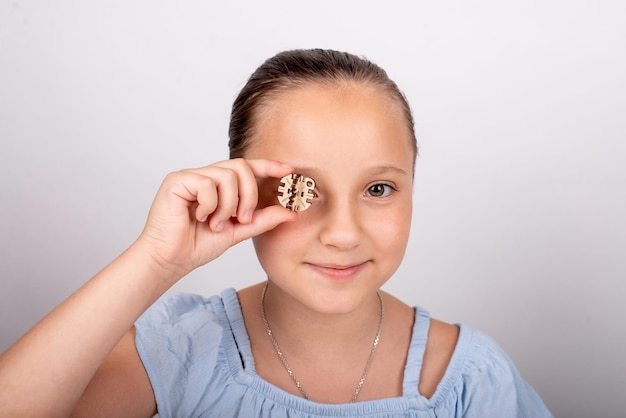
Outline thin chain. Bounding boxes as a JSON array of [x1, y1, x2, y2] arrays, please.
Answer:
[[260, 283, 384, 403]]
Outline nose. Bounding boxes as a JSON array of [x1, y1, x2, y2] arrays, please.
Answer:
[[318, 197, 363, 251]]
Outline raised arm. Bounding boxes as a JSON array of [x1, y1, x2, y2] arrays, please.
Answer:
[[0, 159, 296, 417]]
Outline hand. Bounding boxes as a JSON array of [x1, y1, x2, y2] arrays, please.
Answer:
[[136, 158, 297, 282]]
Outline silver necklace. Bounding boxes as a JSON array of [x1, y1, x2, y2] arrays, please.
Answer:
[[260, 283, 384, 403]]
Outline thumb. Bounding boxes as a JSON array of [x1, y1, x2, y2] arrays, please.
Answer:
[[231, 206, 297, 244]]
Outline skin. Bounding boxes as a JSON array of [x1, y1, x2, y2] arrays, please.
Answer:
[[249, 83, 415, 315], [0, 160, 297, 417], [241, 83, 458, 402], [0, 81, 458, 416]]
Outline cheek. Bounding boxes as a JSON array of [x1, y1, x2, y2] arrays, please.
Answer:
[[252, 233, 275, 273], [252, 219, 303, 260], [252, 219, 313, 279], [365, 204, 412, 249]]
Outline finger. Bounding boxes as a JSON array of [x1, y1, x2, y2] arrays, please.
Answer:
[[170, 168, 238, 229], [193, 177, 219, 222], [244, 159, 294, 180], [190, 159, 293, 181], [213, 159, 259, 224], [190, 159, 293, 225], [231, 205, 298, 245], [204, 168, 240, 231], [161, 171, 219, 219], [216, 159, 294, 224]]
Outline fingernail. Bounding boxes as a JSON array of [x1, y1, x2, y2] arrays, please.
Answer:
[[215, 221, 225, 232], [239, 209, 252, 223]]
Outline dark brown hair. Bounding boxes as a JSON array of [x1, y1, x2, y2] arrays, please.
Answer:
[[228, 49, 417, 168]]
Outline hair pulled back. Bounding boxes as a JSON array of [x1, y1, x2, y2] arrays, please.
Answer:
[[228, 48, 417, 164]]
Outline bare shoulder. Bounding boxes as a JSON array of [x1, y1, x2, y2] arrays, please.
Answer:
[[71, 327, 157, 418], [419, 318, 460, 398]]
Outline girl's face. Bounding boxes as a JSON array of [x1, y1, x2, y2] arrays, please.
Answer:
[[245, 83, 414, 314]]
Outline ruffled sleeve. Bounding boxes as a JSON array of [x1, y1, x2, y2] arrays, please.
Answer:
[[134, 293, 224, 417], [448, 327, 553, 417]]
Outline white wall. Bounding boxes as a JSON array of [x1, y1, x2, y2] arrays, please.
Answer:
[[1, 1, 624, 416]]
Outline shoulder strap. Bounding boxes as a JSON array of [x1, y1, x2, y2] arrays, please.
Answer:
[[402, 306, 431, 395]]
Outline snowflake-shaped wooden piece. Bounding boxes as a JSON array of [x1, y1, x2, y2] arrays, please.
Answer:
[[277, 173, 316, 211]]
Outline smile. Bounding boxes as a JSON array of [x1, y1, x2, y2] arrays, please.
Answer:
[[306, 261, 369, 281]]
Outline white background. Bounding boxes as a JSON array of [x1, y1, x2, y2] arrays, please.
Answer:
[[1, 1, 625, 416]]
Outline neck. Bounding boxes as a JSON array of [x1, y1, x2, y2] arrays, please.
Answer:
[[260, 280, 383, 352]]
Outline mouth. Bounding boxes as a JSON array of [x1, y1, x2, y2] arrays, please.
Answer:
[[306, 261, 369, 281]]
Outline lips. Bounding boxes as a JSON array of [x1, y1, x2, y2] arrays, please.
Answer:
[[306, 261, 369, 281]]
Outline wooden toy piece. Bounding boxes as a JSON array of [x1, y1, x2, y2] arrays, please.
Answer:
[[277, 173, 316, 211]]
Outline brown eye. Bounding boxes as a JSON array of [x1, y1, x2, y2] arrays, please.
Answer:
[[366, 184, 393, 198]]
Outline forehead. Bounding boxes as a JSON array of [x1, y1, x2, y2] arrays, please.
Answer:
[[245, 84, 414, 173]]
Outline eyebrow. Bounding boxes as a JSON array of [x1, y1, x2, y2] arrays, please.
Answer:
[[293, 164, 408, 177], [366, 165, 409, 176]]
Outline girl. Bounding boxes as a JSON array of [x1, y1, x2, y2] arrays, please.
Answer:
[[0, 49, 552, 417]]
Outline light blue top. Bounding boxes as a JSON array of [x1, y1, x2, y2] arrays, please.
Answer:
[[135, 289, 552, 417]]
